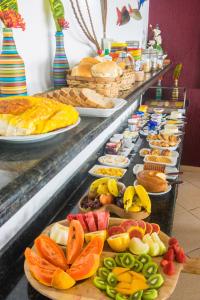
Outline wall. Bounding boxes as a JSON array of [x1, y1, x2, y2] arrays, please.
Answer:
[[0, 0, 149, 95], [149, 0, 200, 166], [149, 0, 200, 88]]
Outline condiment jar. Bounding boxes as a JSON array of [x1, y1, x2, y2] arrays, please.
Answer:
[[150, 49, 158, 71], [142, 49, 151, 73]]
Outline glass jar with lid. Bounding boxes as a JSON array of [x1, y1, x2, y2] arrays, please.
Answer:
[[150, 49, 158, 71], [116, 51, 134, 70], [142, 49, 151, 73]]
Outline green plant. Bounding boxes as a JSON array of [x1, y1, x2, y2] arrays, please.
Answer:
[[0, 0, 18, 12], [48, 0, 69, 31]]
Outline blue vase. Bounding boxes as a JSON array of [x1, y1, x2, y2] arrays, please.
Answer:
[[53, 31, 69, 88]]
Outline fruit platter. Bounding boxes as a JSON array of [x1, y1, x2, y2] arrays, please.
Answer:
[[78, 178, 151, 219], [24, 214, 200, 300]]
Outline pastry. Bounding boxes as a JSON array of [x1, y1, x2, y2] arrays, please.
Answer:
[[146, 156, 172, 164], [0, 96, 79, 136], [137, 170, 168, 193], [91, 61, 123, 78]]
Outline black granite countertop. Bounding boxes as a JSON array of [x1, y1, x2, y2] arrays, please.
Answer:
[[0, 126, 183, 300], [0, 66, 171, 227]]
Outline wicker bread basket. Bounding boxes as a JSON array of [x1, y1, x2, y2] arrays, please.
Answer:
[[67, 71, 120, 98], [119, 70, 135, 91]]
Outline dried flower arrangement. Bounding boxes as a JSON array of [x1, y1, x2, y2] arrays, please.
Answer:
[[48, 0, 69, 31], [0, 0, 25, 30]]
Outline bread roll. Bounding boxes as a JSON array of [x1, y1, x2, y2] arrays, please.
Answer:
[[91, 61, 123, 78], [71, 63, 93, 77], [80, 57, 99, 65], [136, 170, 168, 193]]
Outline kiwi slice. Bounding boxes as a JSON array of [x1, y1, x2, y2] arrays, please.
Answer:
[[138, 254, 152, 265], [121, 253, 135, 269], [129, 290, 143, 300], [132, 259, 143, 273], [142, 289, 158, 300], [115, 253, 127, 266], [142, 262, 158, 278], [147, 274, 164, 289]]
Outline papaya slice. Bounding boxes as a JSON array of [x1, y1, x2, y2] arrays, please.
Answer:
[[51, 269, 76, 289], [66, 220, 84, 264], [35, 235, 67, 270], [73, 236, 104, 265], [25, 248, 58, 286], [67, 253, 100, 281], [29, 263, 56, 286], [25, 248, 57, 271]]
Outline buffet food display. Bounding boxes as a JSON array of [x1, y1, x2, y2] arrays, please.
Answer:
[[22, 103, 197, 300]]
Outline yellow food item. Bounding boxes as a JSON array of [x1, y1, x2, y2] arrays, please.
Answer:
[[97, 183, 109, 195], [84, 230, 107, 243], [107, 233, 130, 252], [117, 271, 133, 283], [135, 185, 151, 213], [116, 279, 149, 295], [107, 178, 119, 197], [123, 186, 135, 211], [128, 205, 141, 212], [146, 155, 172, 164], [112, 267, 129, 276], [51, 269, 76, 290], [0, 96, 79, 136], [94, 167, 124, 177]]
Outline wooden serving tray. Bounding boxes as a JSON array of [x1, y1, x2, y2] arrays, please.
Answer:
[[24, 218, 200, 300], [79, 195, 150, 220]]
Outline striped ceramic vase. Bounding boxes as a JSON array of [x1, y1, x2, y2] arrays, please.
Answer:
[[53, 31, 69, 88], [0, 28, 27, 97]]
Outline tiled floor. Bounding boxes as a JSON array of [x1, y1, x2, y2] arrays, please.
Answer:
[[169, 165, 200, 299]]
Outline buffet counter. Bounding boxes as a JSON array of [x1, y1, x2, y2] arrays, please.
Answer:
[[0, 65, 173, 298]]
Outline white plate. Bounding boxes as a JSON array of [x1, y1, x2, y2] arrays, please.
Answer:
[[89, 164, 127, 179], [0, 118, 81, 143], [98, 155, 130, 168], [76, 98, 127, 117], [144, 155, 177, 167], [166, 116, 186, 120], [139, 148, 179, 159], [133, 164, 179, 180], [134, 180, 172, 196], [159, 129, 183, 136], [149, 140, 181, 151]]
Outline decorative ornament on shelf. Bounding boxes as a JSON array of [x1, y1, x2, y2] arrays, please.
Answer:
[[49, 0, 69, 88], [172, 64, 183, 100], [148, 24, 163, 54], [69, 0, 101, 51], [0, 1, 27, 97]]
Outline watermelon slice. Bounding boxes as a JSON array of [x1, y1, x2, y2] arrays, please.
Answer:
[[151, 223, 160, 234], [67, 214, 74, 222], [137, 220, 146, 233], [108, 226, 125, 237], [84, 212, 97, 232], [94, 211, 110, 231], [145, 222, 153, 234], [120, 220, 138, 231], [129, 228, 143, 240], [75, 214, 89, 232]]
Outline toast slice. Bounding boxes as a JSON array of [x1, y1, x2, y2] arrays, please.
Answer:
[[80, 88, 114, 109], [69, 88, 84, 107]]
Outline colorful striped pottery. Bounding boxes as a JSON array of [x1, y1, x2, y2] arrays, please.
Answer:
[[0, 28, 27, 97], [53, 31, 69, 88]]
